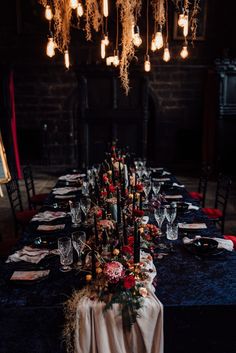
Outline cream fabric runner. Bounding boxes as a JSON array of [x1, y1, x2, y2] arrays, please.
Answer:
[[70, 253, 163, 353]]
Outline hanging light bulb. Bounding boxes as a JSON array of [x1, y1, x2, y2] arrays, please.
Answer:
[[132, 25, 142, 47], [113, 49, 119, 67], [144, 54, 151, 72], [46, 37, 55, 57], [106, 56, 114, 66], [70, 0, 78, 10], [151, 35, 157, 52], [45, 5, 53, 21], [154, 31, 164, 50], [101, 40, 106, 59], [64, 50, 70, 68], [103, 0, 109, 17], [163, 45, 170, 62], [183, 18, 189, 37], [180, 45, 188, 59], [178, 13, 185, 27], [77, 2, 84, 17], [104, 33, 109, 46]]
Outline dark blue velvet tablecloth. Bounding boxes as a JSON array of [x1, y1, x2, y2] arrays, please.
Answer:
[[1, 176, 236, 353]]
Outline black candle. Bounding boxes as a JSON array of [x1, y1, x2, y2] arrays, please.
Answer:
[[111, 163, 115, 184], [119, 161, 121, 181], [117, 187, 121, 224], [123, 211, 128, 245], [139, 192, 142, 210], [91, 248, 96, 279], [94, 214, 99, 247], [133, 191, 136, 211], [133, 221, 140, 263]]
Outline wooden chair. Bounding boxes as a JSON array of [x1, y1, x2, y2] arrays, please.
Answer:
[[23, 165, 48, 209], [202, 174, 232, 233], [189, 164, 211, 207], [5, 178, 37, 237]]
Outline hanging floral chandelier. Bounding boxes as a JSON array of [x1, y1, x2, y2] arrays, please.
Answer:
[[39, 0, 201, 95]]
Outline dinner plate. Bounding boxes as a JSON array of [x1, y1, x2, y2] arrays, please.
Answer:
[[184, 238, 225, 257]]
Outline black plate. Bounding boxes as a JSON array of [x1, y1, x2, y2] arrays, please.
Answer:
[[184, 238, 224, 257]]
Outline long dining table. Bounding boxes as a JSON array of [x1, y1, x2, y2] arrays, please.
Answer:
[[0, 169, 236, 353]]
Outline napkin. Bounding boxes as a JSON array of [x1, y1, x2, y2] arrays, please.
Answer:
[[172, 183, 185, 188], [52, 187, 80, 195], [162, 171, 171, 176], [178, 223, 207, 230], [6, 246, 53, 264], [58, 174, 85, 181], [31, 211, 67, 222], [183, 236, 234, 252], [224, 235, 236, 250], [185, 202, 199, 211], [165, 195, 183, 200], [37, 224, 65, 231], [54, 194, 76, 199], [152, 177, 170, 182]]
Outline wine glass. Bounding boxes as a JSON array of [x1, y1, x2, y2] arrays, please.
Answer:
[[154, 207, 166, 236], [80, 197, 91, 226], [70, 202, 81, 228], [152, 181, 161, 197], [143, 179, 151, 205], [58, 237, 73, 272], [72, 231, 86, 268], [165, 203, 177, 224], [82, 180, 90, 196]]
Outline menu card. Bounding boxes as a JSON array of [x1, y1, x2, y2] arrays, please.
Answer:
[[178, 223, 207, 230], [10, 270, 50, 281]]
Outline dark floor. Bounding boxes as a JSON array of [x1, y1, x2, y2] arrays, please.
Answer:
[[0, 168, 235, 256]]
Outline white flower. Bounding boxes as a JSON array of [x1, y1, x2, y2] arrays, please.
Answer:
[[139, 287, 148, 297]]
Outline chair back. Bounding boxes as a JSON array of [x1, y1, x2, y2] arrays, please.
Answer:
[[5, 178, 23, 217], [23, 165, 35, 208], [198, 164, 211, 207], [215, 174, 232, 217]]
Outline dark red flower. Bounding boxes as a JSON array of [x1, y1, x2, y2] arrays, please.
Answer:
[[133, 209, 144, 217], [122, 245, 133, 255], [103, 175, 109, 183], [123, 274, 136, 289], [128, 236, 134, 246], [136, 183, 144, 192], [109, 184, 116, 193]]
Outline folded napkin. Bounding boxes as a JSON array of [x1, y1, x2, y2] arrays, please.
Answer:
[[165, 195, 183, 200], [172, 182, 185, 188], [58, 173, 85, 181], [6, 246, 53, 264], [31, 211, 67, 222], [54, 194, 76, 199], [52, 187, 80, 195], [183, 236, 234, 252], [185, 202, 199, 211], [162, 171, 171, 176], [152, 177, 170, 182], [178, 222, 207, 230], [224, 235, 236, 250]]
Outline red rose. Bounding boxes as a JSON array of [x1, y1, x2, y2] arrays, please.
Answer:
[[122, 245, 133, 255], [128, 236, 134, 246], [103, 175, 109, 183], [109, 184, 116, 193], [123, 275, 135, 289], [136, 184, 143, 192], [101, 190, 107, 197], [96, 209, 102, 218], [133, 209, 144, 217]]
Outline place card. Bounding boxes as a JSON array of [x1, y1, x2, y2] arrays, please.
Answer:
[[10, 270, 50, 281], [178, 223, 207, 230], [54, 194, 76, 199]]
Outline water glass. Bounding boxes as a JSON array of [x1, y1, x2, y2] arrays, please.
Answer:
[[143, 180, 151, 204], [166, 223, 178, 240], [70, 202, 81, 228], [80, 197, 91, 225], [152, 181, 161, 197], [154, 207, 166, 235], [72, 231, 86, 267], [58, 237, 73, 272]]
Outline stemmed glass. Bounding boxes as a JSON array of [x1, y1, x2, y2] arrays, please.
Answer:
[[143, 180, 152, 205], [70, 202, 81, 228], [72, 231, 86, 268], [80, 197, 91, 226], [58, 237, 73, 272], [154, 206, 166, 236], [165, 203, 177, 224], [152, 181, 161, 197]]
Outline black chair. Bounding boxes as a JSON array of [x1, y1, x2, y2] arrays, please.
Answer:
[[189, 164, 211, 207], [23, 165, 48, 209], [5, 178, 37, 237], [202, 173, 232, 233]]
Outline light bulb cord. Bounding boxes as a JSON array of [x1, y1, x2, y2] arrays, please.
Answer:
[[165, 0, 168, 44], [116, 4, 119, 50]]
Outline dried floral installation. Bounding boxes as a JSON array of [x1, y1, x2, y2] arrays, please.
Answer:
[[151, 0, 166, 25], [85, 0, 102, 41], [190, 0, 201, 41]]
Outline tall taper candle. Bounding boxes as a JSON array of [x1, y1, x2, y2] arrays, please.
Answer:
[[94, 214, 99, 247], [133, 221, 140, 263], [117, 187, 121, 224], [91, 248, 96, 279], [132, 191, 136, 211], [139, 192, 142, 210], [123, 211, 128, 245]]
